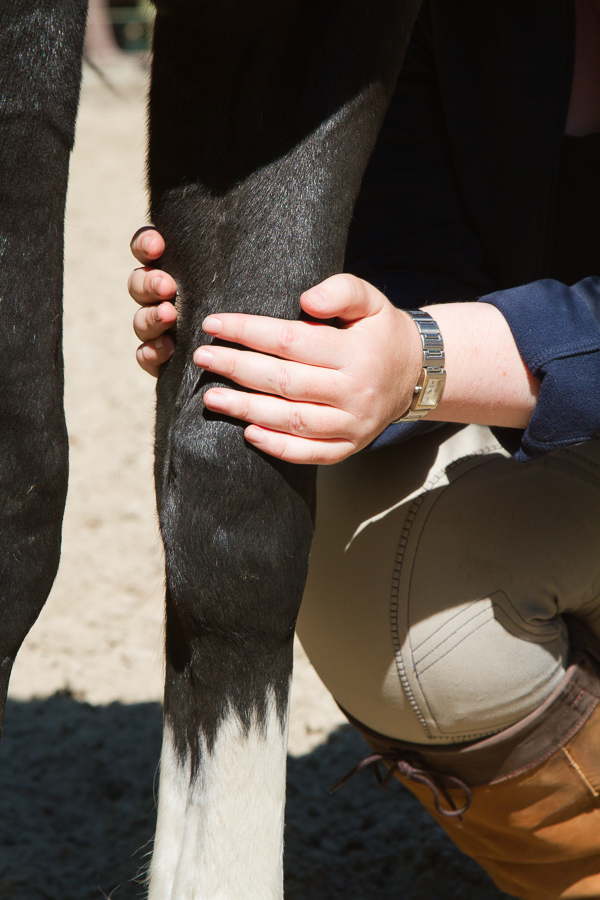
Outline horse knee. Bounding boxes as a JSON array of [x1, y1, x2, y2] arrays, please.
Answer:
[[154, 395, 315, 761], [0, 394, 68, 647], [158, 395, 314, 631]]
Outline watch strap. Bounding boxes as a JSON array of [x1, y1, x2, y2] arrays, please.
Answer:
[[391, 309, 446, 423]]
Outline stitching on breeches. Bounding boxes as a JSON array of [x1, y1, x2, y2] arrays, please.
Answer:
[[389, 449, 501, 740]]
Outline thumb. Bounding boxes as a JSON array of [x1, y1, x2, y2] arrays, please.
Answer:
[[300, 274, 386, 323]]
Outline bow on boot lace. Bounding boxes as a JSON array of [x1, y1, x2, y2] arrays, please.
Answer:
[[330, 750, 472, 819]]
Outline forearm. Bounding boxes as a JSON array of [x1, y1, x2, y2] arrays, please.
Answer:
[[420, 302, 540, 429]]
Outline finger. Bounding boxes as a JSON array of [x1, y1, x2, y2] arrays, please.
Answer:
[[203, 387, 351, 439], [300, 273, 386, 323], [133, 301, 178, 342], [130, 227, 165, 265], [244, 425, 353, 465], [202, 313, 350, 369], [135, 334, 175, 377], [128, 266, 178, 305], [194, 344, 346, 405]]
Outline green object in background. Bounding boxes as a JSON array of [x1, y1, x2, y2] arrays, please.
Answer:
[[108, 0, 154, 52]]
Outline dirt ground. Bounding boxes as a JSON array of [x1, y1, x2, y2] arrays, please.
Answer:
[[0, 58, 516, 900]]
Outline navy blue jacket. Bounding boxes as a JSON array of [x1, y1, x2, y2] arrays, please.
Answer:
[[345, 0, 600, 461]]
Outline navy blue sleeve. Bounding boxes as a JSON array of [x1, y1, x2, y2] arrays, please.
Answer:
[[371, 278, 600, 459], [479, 277, 600, 462]]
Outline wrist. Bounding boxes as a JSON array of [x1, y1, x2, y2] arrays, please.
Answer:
[[422, 302, 539, 428]]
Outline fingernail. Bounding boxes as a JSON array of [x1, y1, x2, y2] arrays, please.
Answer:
[[195, 348, 213, 368], [246, 426, 263, 444], [154, 337, 163, 350], [152, 277, 163, 293], [306, 288, 327, 312], [142, 235, 153, 253], [205, 389, 226, 410], [203, 316, 222, 334]]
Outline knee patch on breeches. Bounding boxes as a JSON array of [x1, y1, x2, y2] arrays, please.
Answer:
[[297, 426, 600, 744]]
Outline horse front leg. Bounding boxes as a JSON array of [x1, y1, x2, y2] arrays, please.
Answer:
[[147, 182, 317, 898], [146, 1, 421, 896], [0, 0, 87, 730]]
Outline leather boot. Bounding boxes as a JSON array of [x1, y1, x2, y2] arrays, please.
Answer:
[[342, 630, 600, 900]]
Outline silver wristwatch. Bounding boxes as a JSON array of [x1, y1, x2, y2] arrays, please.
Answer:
[[391, 309, 446, 423]]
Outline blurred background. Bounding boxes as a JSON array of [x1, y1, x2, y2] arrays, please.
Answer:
[[86, 0, 154, 59], [0, 7, 516, 899]]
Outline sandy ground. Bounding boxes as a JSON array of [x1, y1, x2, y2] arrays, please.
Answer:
[[0, 59, 515, 900]]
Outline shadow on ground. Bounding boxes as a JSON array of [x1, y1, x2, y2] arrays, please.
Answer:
[[0, 696, 516, 900]]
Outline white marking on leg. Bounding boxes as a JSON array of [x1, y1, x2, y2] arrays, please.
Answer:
[[148, 690, 288, 900]]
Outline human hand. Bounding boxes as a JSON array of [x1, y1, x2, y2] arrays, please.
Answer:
[[129, 229, 541, 451], [128, 229, 422, 464], [129, 227, 178, 377], [198, 275, 422, 464]]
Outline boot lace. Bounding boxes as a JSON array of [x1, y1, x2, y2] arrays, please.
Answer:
[[330, 750, 472, 819]]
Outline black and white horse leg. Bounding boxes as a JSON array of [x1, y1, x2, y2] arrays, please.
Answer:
[[0, 1, 87, 729], [147, 2, 421, 896]]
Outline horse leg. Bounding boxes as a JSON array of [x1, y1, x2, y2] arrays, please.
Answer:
[[147, 2, 421, 896], [0, 0, 88, 730]]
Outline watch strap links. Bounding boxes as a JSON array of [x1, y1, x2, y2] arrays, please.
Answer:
[[391, 309, 446, 423]]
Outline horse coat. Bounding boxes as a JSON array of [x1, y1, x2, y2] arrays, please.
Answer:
[[0, 1, 421, 896]]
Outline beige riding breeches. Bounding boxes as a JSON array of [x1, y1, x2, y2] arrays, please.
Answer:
[[296, 425, 600, 745]]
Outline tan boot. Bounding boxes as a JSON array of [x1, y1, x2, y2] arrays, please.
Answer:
[[343, 643, 600, 900], [396, 705, 600, 900]]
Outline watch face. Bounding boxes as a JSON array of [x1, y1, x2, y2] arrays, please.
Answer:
[[416, 371, 446, 409]]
